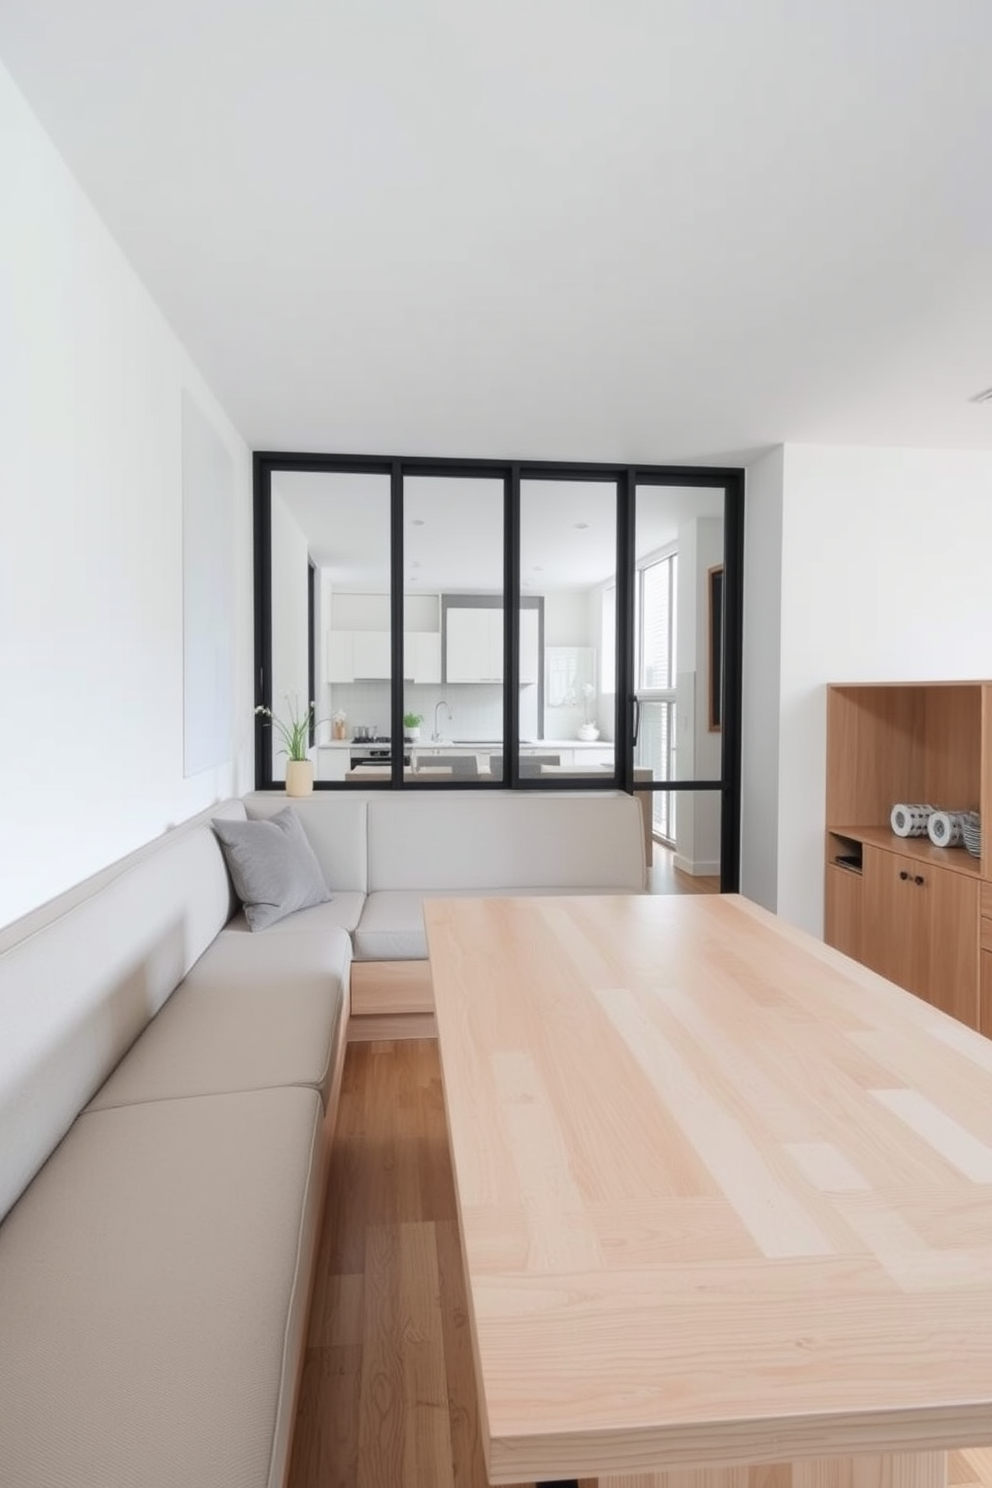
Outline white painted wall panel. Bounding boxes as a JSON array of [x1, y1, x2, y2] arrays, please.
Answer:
[[0, 61, 252, 930]]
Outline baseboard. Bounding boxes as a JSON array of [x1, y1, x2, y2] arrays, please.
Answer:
[[673, 854, 721, 877]]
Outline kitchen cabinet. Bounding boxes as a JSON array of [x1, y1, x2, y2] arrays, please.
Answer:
[[316, 746, 349, 782], [326, 630, 391, 682], [404, 631, 441, 685], [444, 605, 540, 685], [445, 607, 502, 683], [519, 608, 539, 685], [824, 680, 990, 1032]]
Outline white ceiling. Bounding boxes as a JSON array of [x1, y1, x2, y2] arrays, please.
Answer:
[[273, 470, 722, 589], [3, 1, 992, 464]]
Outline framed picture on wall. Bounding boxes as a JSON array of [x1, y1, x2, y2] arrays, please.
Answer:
[[708, 564, 724, 732]]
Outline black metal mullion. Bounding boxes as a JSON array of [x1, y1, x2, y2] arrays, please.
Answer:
[[253, 455, 273, 789], [388, 462, 406, 787], [503, 466, 521, 787], [719, 470, 745, 891], [615, 470, 636, 795]]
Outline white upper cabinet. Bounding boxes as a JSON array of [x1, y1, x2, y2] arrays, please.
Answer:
[[444, 605, 540, 685], [446, 608, 503, 683], [519, 607, 539, 685], [326, 629, 391, 681], [405, 631, 442, 684]]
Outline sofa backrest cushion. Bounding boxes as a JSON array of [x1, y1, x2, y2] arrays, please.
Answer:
[[0, 800, 244, 1223], [243, 794, 369, 893], [367, 790, 646, 893]]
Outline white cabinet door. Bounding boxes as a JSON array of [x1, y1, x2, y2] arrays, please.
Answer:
[[352, 631, 391, 678], [316, 748, 349, 782], [446, 608, 503, 683], [405, 631, 441, 684], [326, 631, 354, 683], [519, 608, 539, 685]]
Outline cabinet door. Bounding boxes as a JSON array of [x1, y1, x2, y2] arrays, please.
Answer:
[[352, 631, 391, 679], [316, 748, 348, 782], [825, 864, 863, 962], [405, 631, 441, 684], [519, 607, 539, 685], [981, 951, 992, 1038], [447, 608, 501, 682], [926, 867, 979, 1027], [326, 631, 354, 683], [862, 846, 930, 998]]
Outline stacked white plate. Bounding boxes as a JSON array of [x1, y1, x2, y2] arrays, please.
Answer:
[[961, 812, 982, 858]]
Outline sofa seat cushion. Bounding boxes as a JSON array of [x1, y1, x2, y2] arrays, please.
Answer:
[[226, 892, 365, 936], [87, 926, 351, 1112], [0, 1086, 323, 1488], [354, 886, 638, 961]]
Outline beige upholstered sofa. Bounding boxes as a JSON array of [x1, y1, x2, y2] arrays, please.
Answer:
[[0, 787, 644, 1486], [243, 788, 648, 1037], [0, 797, 350, 1488]]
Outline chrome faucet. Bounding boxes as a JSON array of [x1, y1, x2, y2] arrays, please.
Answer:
[[432, 700, 452, 741]]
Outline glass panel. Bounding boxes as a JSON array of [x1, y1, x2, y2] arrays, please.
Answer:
[[402, 476, 504, 784], [269, 471, 392, 785], [638, 787, 722, 891], [519, 479, 617, 781], [634, 485, 724, 784]]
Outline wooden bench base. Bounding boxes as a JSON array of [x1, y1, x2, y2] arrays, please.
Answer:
[[348, 960, 435, 1041]]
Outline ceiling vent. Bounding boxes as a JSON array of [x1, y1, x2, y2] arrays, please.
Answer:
[[968, 386, 992, 404]]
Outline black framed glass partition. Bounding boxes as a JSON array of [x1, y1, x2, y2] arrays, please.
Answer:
[[254, 454, 744, 889]]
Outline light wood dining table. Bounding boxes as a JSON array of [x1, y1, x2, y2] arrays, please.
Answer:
[[424, 892, 992, 1488]]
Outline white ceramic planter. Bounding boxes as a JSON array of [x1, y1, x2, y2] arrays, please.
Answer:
[[285, 759, 314, 797], [577, 722, 600, 742]]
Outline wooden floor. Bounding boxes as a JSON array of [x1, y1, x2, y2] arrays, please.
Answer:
[[649, 840, 720, 895], [289, 1039, 992, 1488]]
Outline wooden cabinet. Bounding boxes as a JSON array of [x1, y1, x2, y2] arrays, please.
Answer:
[[824, 864, 863, 963], [861, 845, 979, 1022], [824, 680, 991, 1032]]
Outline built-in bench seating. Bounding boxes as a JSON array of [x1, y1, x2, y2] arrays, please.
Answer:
[[0, 786, 644, 1485]]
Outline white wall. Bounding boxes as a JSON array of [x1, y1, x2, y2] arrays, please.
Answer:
[[740, 446, 784, 911], [0, 61, 253, 930], [747, 443, 992, 939], [269, 494, 311, 781]]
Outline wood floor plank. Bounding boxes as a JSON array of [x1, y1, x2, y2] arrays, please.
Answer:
[[358, 1221, 404, 1488]]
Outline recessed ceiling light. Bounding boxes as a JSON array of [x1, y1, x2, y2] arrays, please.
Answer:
[[968, 386, 992, 404], [532, 565, 544, 572], [574, 522, 589, 530], [410, 560, 421, 569], [411, 517, 426, 526]]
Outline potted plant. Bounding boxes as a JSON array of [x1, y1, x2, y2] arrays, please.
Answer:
[[403, 710, 423, 742], [255, 697, 318, 796]]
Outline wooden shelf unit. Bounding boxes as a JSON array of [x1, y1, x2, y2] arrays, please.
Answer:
[[825, 682, 992, 1031]]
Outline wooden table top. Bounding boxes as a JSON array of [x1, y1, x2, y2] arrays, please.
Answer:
[[424, 893, 992, 1485]]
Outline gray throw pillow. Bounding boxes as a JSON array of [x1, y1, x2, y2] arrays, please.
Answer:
[[213, 807, 331, 931]]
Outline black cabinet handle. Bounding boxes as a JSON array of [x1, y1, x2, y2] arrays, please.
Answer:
[[914, 874, 924, 886], [899, 870, 909, 881]]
